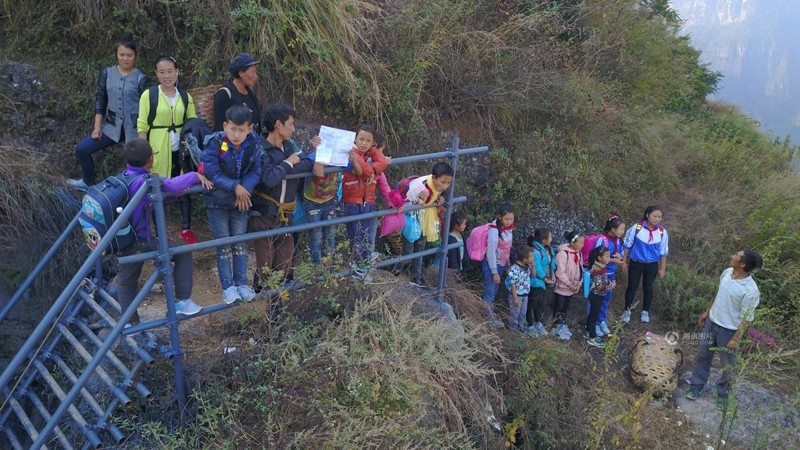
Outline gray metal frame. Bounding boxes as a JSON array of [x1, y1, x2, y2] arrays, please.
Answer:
[[0, 135, 487, 448]]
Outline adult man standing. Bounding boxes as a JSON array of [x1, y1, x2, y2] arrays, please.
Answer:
[[685, 249, 763, 410]]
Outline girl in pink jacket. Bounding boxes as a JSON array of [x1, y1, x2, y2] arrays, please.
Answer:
[[552, 230, 585, 340]]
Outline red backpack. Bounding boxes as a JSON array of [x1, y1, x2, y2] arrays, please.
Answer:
[[395, 176, 419, 200]]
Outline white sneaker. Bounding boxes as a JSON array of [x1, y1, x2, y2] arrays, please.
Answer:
[[622, 310, 631, 324], [222, 286, 242, 305], [595, 324, 604, 337], [600, 321, 611, 335], [175, 299, 202, 315], [66, 178, 89, 191], [237, 285, 257, 302], [641, 311, 650, 323]]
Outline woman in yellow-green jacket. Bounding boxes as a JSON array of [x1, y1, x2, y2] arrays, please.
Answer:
[[137, 55, 200, 243]]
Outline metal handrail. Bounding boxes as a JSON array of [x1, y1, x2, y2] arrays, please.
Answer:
[[2, 135, 488, 448]]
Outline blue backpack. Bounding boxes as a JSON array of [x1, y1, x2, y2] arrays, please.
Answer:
[[78, 173, 141, 255]]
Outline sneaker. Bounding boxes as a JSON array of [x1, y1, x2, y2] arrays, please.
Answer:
[[685, 387, 701, 401], [524, 325, 541, 337], [66, 178, 90, 191], [179, 229, 199, 245], [175, 299, 203, 316], [587, 337, 606, 348], [600, 321, 611, 335], [369, 251, 381, 263], [641, 311, 650, 323], [489, 318, 505, 329], [562, 324, 573, 338], [715, 396, 728, 412], [237, 285, 257, 302], [409, 277, 428, 288], [595, 324, 604, 337], [621, 309, 631, 324], [535, 322, 548, 335], [222, 286, 242, 305]]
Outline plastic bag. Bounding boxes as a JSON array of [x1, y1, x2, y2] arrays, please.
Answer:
[[402, 211, 422, 242], [380, 212, 406, 237]]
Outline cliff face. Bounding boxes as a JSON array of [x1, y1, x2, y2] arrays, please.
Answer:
[[671, 0, 800, 139]]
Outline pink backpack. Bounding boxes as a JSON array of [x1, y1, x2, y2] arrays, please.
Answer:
[[581, 233, 604, 268], [466, 222, 493, 261]]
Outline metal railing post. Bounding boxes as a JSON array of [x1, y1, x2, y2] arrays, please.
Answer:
[[147, 176, 189, 416], [436, 134, 460, 303]]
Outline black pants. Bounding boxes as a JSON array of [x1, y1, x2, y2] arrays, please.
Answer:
[[171, 150, 196, 230], [526, 287, 547, 324], [586, 293, 604, 338], [553, 293, 573, 323], [624, 260, 659, 311]]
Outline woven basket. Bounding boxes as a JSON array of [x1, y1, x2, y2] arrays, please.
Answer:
[[187, 84, 222, 129], [629, 333, 683, 397]]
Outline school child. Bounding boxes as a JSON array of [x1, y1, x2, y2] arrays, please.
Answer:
[[482, 203, 515, 328], [342, 125, 388, 279], [201, 105, 263, 304], [585, 246, 615, 348], [524, 228, 556, 337], [593, 215, 625, 336], [368, 132, 401, 259], [552, 230, 584, 340], [250, 104, 314, 292], [622, 205, 669, 324], [506, 246, 534, 331], [446, 210, 467, 274], [403, 162, 454, 287], [116, 138, 213, 324], [303, 140, 339, 265]]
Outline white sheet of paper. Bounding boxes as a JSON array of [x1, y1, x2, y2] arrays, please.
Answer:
[[316, 126, 356, 167]]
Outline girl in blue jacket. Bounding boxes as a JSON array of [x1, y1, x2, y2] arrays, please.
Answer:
[[524, 228, 557, 337]]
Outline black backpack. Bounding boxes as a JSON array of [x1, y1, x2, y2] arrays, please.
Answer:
[[180, 117, 212, 169], [78, 173, 142, 255], [146, 86, 189, 133]]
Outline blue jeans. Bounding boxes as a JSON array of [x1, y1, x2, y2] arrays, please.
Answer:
[[344, 203, 374, 263], [75, 132, 120, 185], [481, 259, 506, 304], [304, 199, 337, 264], [207, 206, 249, 289]]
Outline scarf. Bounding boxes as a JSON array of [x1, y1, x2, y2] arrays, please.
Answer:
[[564, 248, 580, 266], [641, 220, 661, 243], [420, 176, 443, 242]]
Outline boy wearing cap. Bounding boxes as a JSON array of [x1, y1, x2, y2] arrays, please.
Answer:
[[214, 52, 262, 134]]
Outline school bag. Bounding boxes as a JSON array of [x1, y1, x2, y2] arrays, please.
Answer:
[[146, 86, 189, 132], [78, 173, 141, 255], [395, 176, 419, 199], [581, 233, 604, 268], [466, 222, 493, 261], [180, 117, 212, 172]]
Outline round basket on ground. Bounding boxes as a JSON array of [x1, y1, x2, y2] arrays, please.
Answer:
[[629, 332, 683, 397]]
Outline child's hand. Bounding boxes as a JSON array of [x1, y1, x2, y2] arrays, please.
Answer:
[[417, 190, 428, 202], [311, 136, 321, 149], [367, 174, 376, 185], [436, 196, 445, 206], [610, 280, 617, 289], [513, 296, 521, 308], [197, 173, 213, 190], [234, 184, 252, 212], [285, 153, 301, 166], [385, 155, 393, 165], [492, 274, 501, 285], [91, 127, 102, 140]]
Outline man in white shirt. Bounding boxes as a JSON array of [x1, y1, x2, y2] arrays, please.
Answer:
[[686, 249, 763, 409]]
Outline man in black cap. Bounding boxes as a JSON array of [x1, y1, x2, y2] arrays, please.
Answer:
[[214, 52, 263, 133]]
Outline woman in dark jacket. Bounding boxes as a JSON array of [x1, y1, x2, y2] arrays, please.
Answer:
[[67, 38, 149, 190], [213, 53, 262, 134]]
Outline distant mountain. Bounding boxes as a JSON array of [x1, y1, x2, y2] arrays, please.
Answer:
[[671, 0, 800, 140]]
